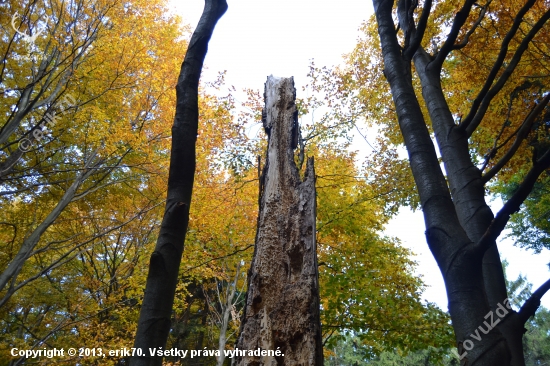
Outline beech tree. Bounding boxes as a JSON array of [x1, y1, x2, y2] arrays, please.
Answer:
[[349, 0, 550, 364], [0, 0, 206, 363], [130, 1, 227, 365]]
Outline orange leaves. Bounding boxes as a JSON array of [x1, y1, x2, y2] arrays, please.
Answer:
[[441, 0, 550, 182], [0, 0, 195, 363]]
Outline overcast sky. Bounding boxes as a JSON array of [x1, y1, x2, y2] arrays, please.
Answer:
[[171, 0, 373, 91], [171, 0, 550, 310]]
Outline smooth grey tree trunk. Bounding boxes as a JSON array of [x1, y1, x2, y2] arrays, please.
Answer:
[[372, 0, 550, 365], [234, 76, 323, 366], [130, 1, 227, 365]]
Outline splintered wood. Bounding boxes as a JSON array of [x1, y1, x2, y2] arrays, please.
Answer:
[[234, 76, 323, 366]]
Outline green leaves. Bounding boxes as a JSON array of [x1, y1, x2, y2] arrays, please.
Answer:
[[314, 144, 453, 357]]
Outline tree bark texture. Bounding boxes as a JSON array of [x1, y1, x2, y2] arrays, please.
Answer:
[[372, 0, 550, 364], [373, 0, 510, 364], [130, 1, 227, 365], [234, 76, 323, 366]]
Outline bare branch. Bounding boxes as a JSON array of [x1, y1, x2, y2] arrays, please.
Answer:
[[181, 244, 254, 275]]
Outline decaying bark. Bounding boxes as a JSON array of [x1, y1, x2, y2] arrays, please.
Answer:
[[234, 76, 323, 366], [130, 1, 227, 365]]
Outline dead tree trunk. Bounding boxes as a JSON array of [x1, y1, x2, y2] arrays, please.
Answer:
[[130, 1, 227, 365], [234, 76, 323, 366]]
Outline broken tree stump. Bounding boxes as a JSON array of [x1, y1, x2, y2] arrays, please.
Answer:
[[234, 76, 323, 366]]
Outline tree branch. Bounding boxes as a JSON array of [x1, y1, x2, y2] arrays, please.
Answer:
[[461, 6, 550, 136], [475, 148, 550, 255], [482, 94, 550, 184], [0, 155, 97, 294], [374, 0, 467, 269], [131, 1, 228, 363], [518, 277, 550, 324], [452, 0, 492, 51], [458, 0, 537, 132], [403, 0, 432, 60], [431, 0, 476, 70], [181, 244, 253, 275]]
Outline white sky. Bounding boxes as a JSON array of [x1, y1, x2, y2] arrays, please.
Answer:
[[171, 0, 373, 91], [171, 0, 550, 310]]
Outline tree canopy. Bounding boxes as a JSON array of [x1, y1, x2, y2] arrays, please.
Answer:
[[1, 0, 549, 365], [325, 0, 550, 363]]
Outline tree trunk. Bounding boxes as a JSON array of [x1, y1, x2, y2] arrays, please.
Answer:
[[217, 262, 242, 366], [234, 76, 323, 366], [372, 0, 510, 364], [130, 1, 227, 365], [371, 0, 550, 364]]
